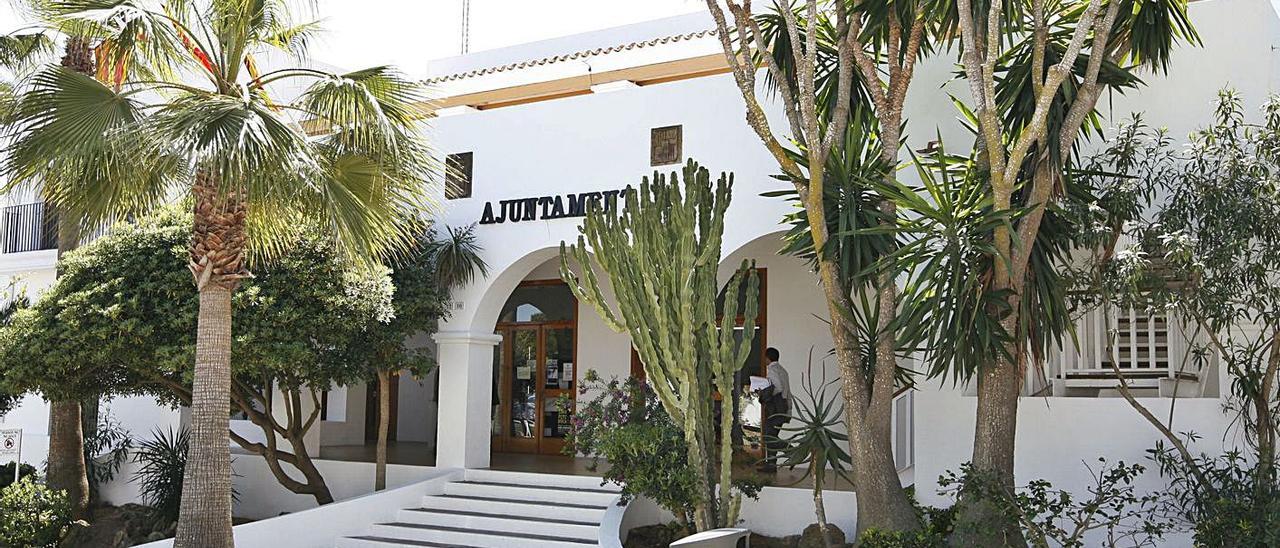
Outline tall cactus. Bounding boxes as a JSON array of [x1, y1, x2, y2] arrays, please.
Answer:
[[560, 159, 759, 531]]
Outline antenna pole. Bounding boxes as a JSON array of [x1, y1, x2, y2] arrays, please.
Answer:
[[460, 0, 471, 54]]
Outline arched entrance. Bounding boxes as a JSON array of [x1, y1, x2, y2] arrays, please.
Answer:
[[492, 280, 578, 456]]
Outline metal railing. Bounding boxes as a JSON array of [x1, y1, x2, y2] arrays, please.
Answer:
[[1, 202, 58, 254]]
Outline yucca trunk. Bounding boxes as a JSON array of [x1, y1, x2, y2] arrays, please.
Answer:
[[375, 369, 390, 491], [45, 34, 96, 520], [175, 169, 247, 548]]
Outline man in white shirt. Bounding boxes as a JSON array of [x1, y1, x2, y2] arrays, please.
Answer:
[[760, 347, 791, 472]]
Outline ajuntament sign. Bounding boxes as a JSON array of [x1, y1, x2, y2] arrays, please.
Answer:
[[479, 188, 630, 225]]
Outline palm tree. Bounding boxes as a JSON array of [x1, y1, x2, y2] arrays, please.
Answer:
[[0, 5, 96, 518], [3, 1, 438, 545]]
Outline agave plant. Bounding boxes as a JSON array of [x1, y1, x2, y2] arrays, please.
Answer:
[[768, 349, 855, 548]]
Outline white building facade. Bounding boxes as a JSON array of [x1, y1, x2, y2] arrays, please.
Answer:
[[0, 0, 1277, 545]]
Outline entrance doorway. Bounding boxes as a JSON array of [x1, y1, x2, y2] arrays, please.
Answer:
[[493, 280, 577, 456]]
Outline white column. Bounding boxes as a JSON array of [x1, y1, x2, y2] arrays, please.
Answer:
[[433, 330, 502, 469]]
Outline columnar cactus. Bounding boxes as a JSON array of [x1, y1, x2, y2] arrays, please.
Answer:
[[560, 159, 759, 531]]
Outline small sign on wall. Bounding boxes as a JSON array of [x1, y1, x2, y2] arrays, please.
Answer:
[[0, 428, 20, 483]]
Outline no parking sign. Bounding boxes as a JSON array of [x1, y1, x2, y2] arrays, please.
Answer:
[[0, 428, 20, 483]]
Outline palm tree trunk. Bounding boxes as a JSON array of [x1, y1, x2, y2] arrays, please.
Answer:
[[175, 170, 246, 548], [375, 369, 390, 491], [175, 285, 235, 547], [45, 34, 95, 521]]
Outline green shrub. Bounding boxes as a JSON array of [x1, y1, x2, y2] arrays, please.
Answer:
[[0, 478, 72, 547], [85, 409, 133, 502], [0, 462, 37, 490], [1151, 443, 1280, 547], [132, 427, 188, 522], [856, 495, 954, 548], [938, 460, 1169, 547], [561, 372, 702, 526]]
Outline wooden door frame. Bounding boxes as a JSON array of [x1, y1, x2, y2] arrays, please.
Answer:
[[493, 278, 579, 456]]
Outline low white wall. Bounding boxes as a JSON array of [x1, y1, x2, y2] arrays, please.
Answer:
[[620, 485, 857, 541], [98, 452, 446, 520], [229, 455, 444, 519], [742, 486, 856, 538], [913, 382, 1236, 546], [136, 467, 461, 548]]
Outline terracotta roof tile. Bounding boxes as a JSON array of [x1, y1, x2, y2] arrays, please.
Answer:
[[422, 29, 716, 84]]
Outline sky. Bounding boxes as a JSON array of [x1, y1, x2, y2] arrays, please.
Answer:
[[278, 0, 704, 74], [1, 1, 707, 75]]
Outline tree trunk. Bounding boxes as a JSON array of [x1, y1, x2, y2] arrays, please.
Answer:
[[286, 430, 334, 505], [176, 170, 246, 548], [807, 162, 918, 534], [375, 369, 390, 491], [45, 35, 95, 521], [49, 218, 88, 518], [46, 401, 88, 517], [174, 286, 235, 547], [813, 471, 833, 548], [950, 345, 1026, 547]]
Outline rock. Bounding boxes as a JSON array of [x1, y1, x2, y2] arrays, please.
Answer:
[[57, 520, 92, 548], [624, 523, 684, 548], [798, 523, 846, 548]]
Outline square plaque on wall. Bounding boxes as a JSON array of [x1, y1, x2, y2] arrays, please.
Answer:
[[650, 125, 682, 166]]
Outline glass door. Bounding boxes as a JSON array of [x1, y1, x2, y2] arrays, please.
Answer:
[[493, 280, 578, 456], [504, 326, 540, 453], [540, 325, 575, 455]]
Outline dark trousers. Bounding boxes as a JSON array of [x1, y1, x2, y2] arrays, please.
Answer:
[[762, 413, 787, 469]]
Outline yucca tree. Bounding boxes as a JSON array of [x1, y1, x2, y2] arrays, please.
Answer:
[[922, 0, 1199, 543], [3, 1, 438, 545]]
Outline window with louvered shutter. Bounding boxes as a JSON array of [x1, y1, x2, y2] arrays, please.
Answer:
[[445, 152, 473, 200]]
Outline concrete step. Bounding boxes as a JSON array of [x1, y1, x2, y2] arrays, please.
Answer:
[[366, 522, 597, 548], [463, 469, 621, 493], [419, 493, 609, 522], [337, 536, 485, 548], [442, 480, 620, 506], [396, 508, 599, 541]]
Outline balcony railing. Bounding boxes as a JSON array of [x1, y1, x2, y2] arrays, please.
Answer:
[[2, 202, 58, 254], [1040, 305, 1211, 396]]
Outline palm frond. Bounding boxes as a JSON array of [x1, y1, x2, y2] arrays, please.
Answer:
[[0, 31, 57, 73], [3, 65, 174, 229]]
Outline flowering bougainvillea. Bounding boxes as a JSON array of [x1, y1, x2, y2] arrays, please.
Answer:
[[559, 371, 702, 527]]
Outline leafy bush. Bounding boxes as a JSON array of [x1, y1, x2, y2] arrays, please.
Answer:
[[0, 462, 37, 490], [560, 372, 701, 514], [938, 460, 1170, 547], [561, 371, 703, 526], [1150, 442, 1280, 547], [857, 491, 955, 548], [0, 477, 72, 547], [132, 427, 188, 522], [85, 409, 133, 502]]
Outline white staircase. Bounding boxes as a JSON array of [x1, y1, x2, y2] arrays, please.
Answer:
[[336, 469, 622, 548]]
